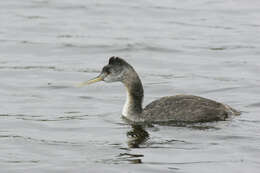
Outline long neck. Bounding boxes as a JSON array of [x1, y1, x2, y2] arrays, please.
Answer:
[[122, 68, 144, 121]]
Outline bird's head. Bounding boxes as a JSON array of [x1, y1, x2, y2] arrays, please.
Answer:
[[77, 56, 131, 87]]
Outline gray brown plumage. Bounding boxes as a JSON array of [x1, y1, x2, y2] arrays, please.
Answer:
[[80, 57, 240, 123], [143, 95, 239, 122]]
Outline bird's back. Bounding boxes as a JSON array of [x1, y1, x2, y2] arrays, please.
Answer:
[[142, 95, 239, 123]]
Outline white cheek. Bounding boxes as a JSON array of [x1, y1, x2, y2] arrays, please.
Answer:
[[103, 76, 114, 83], [104, 73, 123, 83], [103, 78, 111, 83]]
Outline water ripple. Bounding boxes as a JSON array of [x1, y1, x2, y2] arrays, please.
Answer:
[[246, 102, 260, 108], [169, 21, 234, 30]]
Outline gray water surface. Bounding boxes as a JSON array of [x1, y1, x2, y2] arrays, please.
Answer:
[[1, 0, 260, 172]]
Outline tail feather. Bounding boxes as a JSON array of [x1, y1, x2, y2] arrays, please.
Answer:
[[224, 104, 241, 116]]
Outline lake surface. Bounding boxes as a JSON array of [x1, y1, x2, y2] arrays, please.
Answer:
[[0, 0, 260, 172]]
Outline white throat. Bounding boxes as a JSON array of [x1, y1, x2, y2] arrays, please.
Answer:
[[122, 91, 131, 117]]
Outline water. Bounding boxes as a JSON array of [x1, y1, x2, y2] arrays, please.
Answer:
[[0, 0, 260, 172]]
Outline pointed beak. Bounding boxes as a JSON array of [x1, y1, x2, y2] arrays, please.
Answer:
[[76, 75, 103, 87]]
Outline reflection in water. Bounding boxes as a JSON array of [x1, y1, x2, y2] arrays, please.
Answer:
[[125, 122, 220, 149], [112, 125, 150, 164], [126, 125, 149, 148], [118, 153, 143, 164]]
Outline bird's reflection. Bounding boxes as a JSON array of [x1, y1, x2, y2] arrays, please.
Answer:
[[126, 125, 149, 148]]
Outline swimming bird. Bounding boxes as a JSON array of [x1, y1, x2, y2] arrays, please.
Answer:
[[78, 56, 239, 123]]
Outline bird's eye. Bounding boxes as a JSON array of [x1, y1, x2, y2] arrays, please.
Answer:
[[106, 68, 111, 74], [102, 66, 111, 74]]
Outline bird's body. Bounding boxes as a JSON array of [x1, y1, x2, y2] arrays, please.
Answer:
[[79, 57, 240, 123], [142, 95, 238, 122]]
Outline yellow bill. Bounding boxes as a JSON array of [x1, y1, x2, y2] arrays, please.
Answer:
[[76, 76, 103, 87]]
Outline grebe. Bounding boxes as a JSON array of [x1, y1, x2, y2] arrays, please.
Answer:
[[78, 57, 239, 123]]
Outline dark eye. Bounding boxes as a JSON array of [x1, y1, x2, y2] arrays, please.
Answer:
[[102, 66, 111, 74]]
